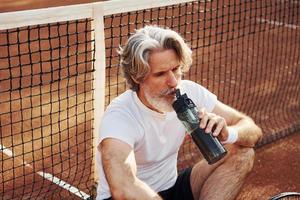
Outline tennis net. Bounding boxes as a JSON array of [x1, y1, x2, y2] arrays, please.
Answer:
[[0, 17, 95, 199], [0, 0, 299, 199]]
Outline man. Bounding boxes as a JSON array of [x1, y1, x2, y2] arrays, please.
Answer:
[[96, 25, 262, 200]]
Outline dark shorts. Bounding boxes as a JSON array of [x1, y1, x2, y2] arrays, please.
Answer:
[[103, 167, 194, 200], [158, 167, 194, 200]]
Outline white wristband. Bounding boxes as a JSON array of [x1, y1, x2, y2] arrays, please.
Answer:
[[222, 127, 238, 144]]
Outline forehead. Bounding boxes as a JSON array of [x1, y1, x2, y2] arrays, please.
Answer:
[[148, 49, 180, 72]]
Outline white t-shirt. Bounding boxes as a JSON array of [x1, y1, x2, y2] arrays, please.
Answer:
[[96, 80, 217, 199]]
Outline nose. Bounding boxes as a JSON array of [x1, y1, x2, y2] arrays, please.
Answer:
[[166, 71, 178, 87]]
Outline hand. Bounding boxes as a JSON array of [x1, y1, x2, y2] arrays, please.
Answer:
[[198, 108, 228, 140]]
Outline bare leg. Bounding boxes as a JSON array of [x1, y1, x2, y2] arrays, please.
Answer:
[[190, 145, 255, 200]]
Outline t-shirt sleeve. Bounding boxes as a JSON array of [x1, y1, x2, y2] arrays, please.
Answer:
[[98, 110, 142, 148], [183, 80, 218, 112]]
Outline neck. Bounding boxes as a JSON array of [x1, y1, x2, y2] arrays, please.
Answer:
[[137, 90, 164, 114]]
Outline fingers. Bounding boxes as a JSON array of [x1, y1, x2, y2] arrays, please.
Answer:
[[199, 108, 208, 129], [198, 108, 227, 137], [207, 117, 226, 136]]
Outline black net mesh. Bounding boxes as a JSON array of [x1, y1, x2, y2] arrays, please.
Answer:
[[0, 19, 95, 199], [103, 1, 300, 170]]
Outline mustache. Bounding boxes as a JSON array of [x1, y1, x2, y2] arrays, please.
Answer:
[[159, 88, 176, 96]]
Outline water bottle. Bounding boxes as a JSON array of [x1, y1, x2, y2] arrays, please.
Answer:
[[172, 89, 227, 164]]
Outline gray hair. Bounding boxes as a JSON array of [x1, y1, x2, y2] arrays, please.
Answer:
[[119, 25, 192, 91]]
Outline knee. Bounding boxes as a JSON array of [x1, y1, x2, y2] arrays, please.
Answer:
[[227, 146, 255, 174]]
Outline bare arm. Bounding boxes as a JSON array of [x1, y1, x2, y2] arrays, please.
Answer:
[[200, 101, 262, 147], [99, 138, 162, 200]]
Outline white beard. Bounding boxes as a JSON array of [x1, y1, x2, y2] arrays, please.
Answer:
[[143, 86, 175, 113]]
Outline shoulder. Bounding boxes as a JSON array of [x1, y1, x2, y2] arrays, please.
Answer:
[[99, 90, 144, 147], [180, 79, 197, 88], [107, 90, 134, 109], [180, 80, 217, 112], [103, 90, 140, 127], [105, 90, 137, 116], [180, 80, 210, 96]]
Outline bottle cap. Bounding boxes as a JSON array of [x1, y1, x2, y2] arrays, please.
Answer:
[[172, 89, 188, 113]]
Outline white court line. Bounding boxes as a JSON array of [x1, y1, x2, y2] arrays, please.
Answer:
[[37, 171, 90, 199], [256, 0, 300, 30], [276, 0, 300, 5], [0, 144, 90, 199], [0, 144, 13, 157], [256, 18, 299, 30]]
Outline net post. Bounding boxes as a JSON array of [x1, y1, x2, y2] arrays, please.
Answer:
[[92, 4, 106, 188]]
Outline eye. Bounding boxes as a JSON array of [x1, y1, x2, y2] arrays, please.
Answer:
[[172, 66, 180, 72], [154, 72, 165, 77]]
